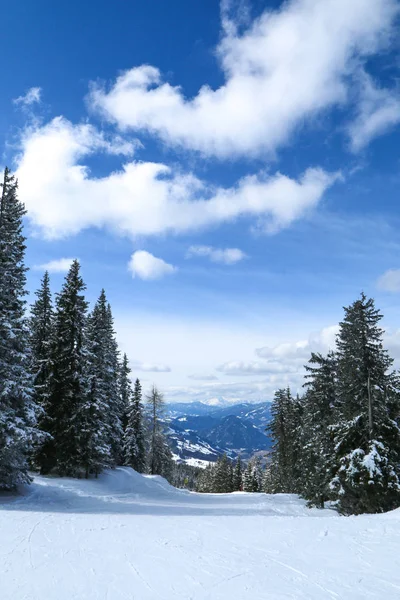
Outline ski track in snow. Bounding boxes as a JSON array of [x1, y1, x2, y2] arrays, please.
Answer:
[[1, 467, 400, 599]]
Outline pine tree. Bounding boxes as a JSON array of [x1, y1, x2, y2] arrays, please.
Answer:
[[213, 454, 233, 493], [233, 455, 243, 491], [0, 168, 42, 489], [79, 290, 115, 477], [146, 385, 173, 478], [301, 351, 336, 507], [39, 260, 89, 476], [124, 375, 147, 473], [330, 293, 400, 514], [119, 353, 131, 434], [266, 387, 300, 493], [104, 302, 124, 464], [29, 271, 54, 469]]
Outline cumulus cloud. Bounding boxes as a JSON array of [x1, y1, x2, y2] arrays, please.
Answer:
[[14, 87, 42, 107], [187, 245, 246, 264], [217, 360, 299, 376], [34, 257, 76, 273], [89, 0, 398, 159], [377, 269, 400, 292], [15, 117, 337, 240], [188, 374, 219, 381], [349, 73, 400, 151], [128, 250, 177, 280], [132, 361, 172, 373], [217, 326, 339, 378]]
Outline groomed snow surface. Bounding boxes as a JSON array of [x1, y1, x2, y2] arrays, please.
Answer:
[[1, 468, 400, 599]]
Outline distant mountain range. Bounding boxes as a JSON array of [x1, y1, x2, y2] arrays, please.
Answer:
[[165, 401, 272, 467]]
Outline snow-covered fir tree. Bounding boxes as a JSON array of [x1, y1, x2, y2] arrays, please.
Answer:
[[79, 290, 116, 477], [0, 168, 43, 489], [104, 302, 124, 464], [29, 271, 54, 470], [39, 260, 89, 476], [330, 293, 400, 514], [243, 457, 263, 492], [300, 351, 336, 507], [124, 374, 147, 473], [146, 385, 173, 478], [266, 388, 301, 493], [213, 454, 233, 493], [233, 455, 243, 491]]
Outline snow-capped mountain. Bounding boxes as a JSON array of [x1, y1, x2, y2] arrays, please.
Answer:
[[165, 401, 272, 465]]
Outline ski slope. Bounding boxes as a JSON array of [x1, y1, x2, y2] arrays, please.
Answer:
[[1, 468, 400, 599]]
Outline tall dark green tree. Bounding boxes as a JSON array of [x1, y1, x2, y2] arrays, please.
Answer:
[[233, 455, 243, 491], [301, 351, 336, 507], [266, 387, 300, 493], [146, 385, 173, 478], [104, 302, 124, 464], [79, 290, 115, 477], [0, 168, 42, 489], [330, 293, 400, 514], [39, 260, 89, 476], [213, 454, 233, 493], [29, 271, 54, 469], [124, 375, 146, 472]]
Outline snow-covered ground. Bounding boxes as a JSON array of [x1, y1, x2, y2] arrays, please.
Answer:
[[1, 468, 400, 599]]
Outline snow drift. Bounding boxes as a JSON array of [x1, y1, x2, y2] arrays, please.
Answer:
[[1, 468, 400, 599]]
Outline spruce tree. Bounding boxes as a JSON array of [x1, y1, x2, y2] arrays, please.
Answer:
[[146, 385, 173, 478], [0, 168, 42, 489], [266, 387, 300, 493], [330, 293, 400, 514], [301, 351, 336, 507], [233, 455, 243, 491], [40, 260, 89, 476], [124, 375, 146, 472], [79, 290, 115, 477], [29, 271, 54, 469], [104, 302, 124, 464], [213, 454, 233, 493]]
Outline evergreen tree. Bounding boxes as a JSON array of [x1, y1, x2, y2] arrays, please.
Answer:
[[79, 290, 115, 477], [213, 454, 233, 493], [146, 385, 173, 478], [104, 302, 123, 464], [330, 293, 400, 514], [301, 351, 336, 507], [266, 387, 300, 493], [0, 168, 42, 489], [39, 260, 89, 476], [233, 455, 243, 491], [29, 271, 54, 469], [124, 375, 147, 472]]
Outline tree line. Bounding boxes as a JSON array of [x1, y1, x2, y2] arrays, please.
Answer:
[[0, 167, 173, 489], [265, 293, 400, 515]]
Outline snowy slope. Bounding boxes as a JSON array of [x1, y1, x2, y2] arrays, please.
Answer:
[[1, 467, 400, 599]]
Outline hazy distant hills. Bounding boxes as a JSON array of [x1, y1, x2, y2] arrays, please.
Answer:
[[165, 401, 272, 466]]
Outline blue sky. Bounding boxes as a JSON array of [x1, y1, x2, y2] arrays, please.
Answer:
[[3, 0, 400, 403]]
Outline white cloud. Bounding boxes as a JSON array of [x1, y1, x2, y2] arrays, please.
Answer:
[[15, 117, 337, 240], [89, 0, 398, 158], [188, 374, 219, 381], [217, 360, 298, 375], [187, 245, 246, 264], [128, 250, 177, 280], [348, 73, 400, 151], [132, 361, 172, 373], [377, 269, 400, 292], [34, 257, 76, 273], [217, 326, 339, 378], [256, 326, 339, 360], [14, 87, 42, 107]]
